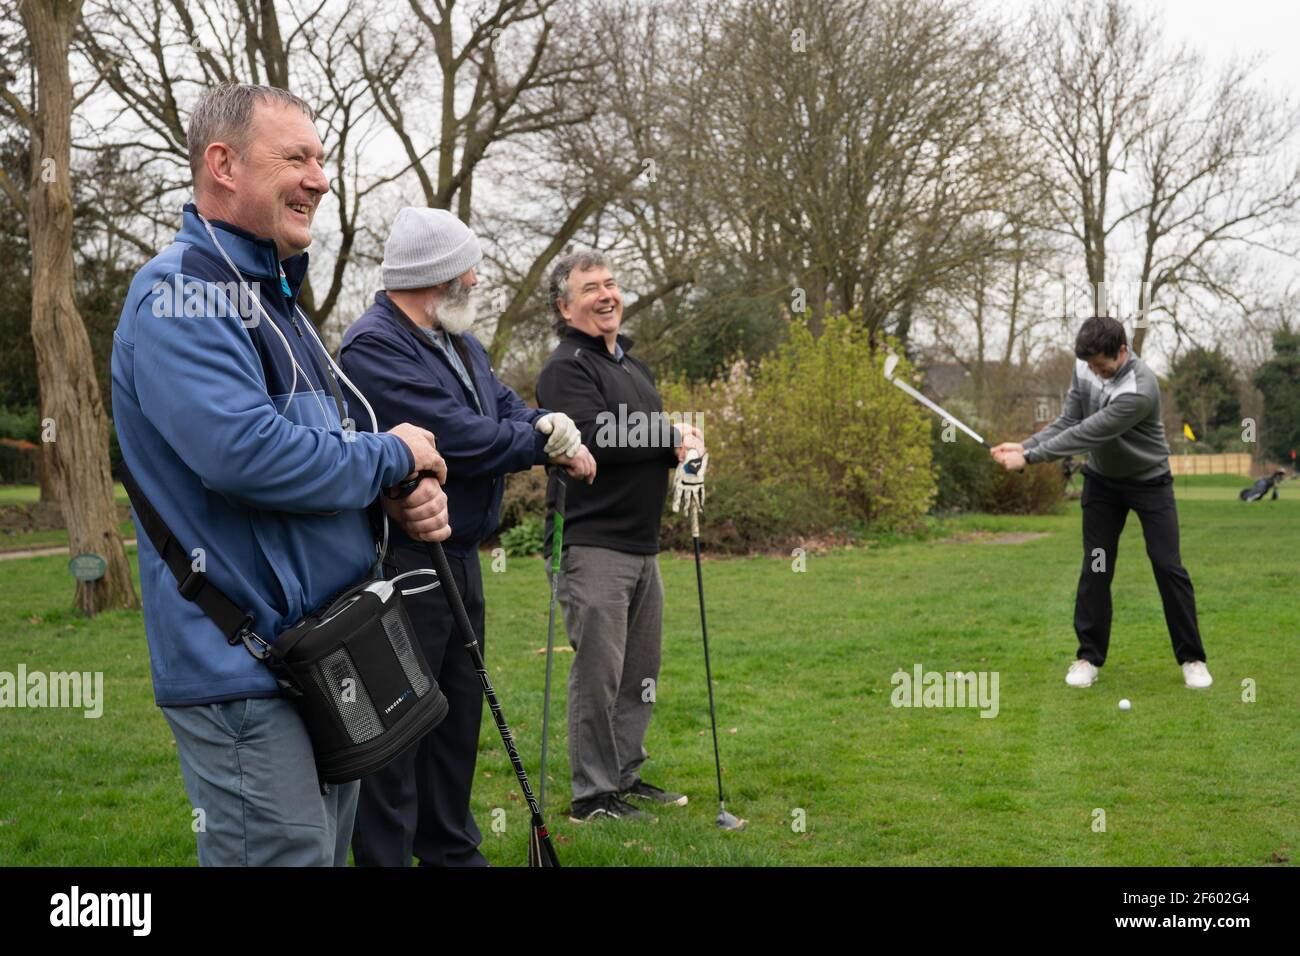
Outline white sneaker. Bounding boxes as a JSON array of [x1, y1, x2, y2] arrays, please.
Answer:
[[1182, 661, 1213, 689], [1065, 659, 1099, 687]]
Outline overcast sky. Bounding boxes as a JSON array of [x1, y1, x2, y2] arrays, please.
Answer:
[[991, 0, 1300, 96], [955, 0, 1300, 372]]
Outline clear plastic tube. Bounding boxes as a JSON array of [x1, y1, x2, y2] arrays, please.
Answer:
[[197, 213, 439, 589]]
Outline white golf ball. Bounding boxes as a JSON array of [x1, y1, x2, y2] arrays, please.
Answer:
[[1118, 698, 1131, 711]]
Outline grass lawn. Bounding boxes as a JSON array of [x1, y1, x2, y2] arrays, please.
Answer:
[[0, 483, 129, 506], [0, 476, 1295, 866]]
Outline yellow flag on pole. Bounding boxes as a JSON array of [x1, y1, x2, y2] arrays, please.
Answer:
[[1183, 423, 1197, 442]]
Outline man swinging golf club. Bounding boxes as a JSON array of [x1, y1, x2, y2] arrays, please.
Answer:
[[991, 316, 1212, 690], [536, 251, 704, 823]]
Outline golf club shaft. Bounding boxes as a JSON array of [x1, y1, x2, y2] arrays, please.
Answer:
[[692, 516, 726, 809], [423, 538, 559, 866], [540, 474, 567, 816], [888, 376, 988, 447]]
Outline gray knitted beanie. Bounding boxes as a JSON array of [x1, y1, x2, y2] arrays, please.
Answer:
[[382, 207, 482, 289]]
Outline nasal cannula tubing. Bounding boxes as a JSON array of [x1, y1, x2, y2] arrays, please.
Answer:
[[196, 213, 439, 590]]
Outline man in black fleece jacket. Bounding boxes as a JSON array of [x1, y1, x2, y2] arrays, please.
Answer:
[[536, 251, 704, 822]]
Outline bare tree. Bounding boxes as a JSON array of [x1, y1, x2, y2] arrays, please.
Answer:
[[479, 0, 718, 364], [352, 0, 653, 362], [76, 0, 381, 328], [3, 0, 137, 614], [670, 0, 1022, 345], [1021, 0, 1300, 355]]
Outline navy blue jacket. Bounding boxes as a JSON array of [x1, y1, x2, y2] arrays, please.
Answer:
[[112, 205, 414, 706], [339, 292, 550, 554]]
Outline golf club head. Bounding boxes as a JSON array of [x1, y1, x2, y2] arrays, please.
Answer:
[[717, 808, 746, 831], [883, 353, 899, 380], [527, 826, 560, 867]]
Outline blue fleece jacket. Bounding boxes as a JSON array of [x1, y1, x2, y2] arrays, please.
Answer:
[[112, 205, 415, 706], [339, 291, 550, 554]]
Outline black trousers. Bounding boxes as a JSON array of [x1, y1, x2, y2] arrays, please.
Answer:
[[351, 545, 488, 867], [1075, 471, 1207, 667]]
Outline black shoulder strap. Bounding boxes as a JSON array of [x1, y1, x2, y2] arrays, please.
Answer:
[[119, 462, 264, 654]]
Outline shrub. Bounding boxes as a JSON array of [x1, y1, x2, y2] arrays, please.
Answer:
[[499, 466, 547, 533], [657, 472, 848, 553], [500, 515, 544, 557], [661, 314, 936, 548], [929, 415, 1066, 516], [981, 461, 1066, 515], [747, 318, 935, 530], [0, 404, 40, 484], [930, 420, 995, 513]]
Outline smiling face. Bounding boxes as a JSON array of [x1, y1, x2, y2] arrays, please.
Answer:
[[204, 101, 329, 260], [1085, 344, 1129, 380], [559, 264, 623, 343]]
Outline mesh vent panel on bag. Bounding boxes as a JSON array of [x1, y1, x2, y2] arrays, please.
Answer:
[[312, 646, 384, 744], [382, 606, 432, 698]]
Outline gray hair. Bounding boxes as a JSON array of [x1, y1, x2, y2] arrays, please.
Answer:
[[187, 83, 315, 179], [548, 250, 611, 332]]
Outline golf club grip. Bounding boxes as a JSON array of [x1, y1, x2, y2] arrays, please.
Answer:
[[982, 440, 1025, 474], [551, 471, 567, 574]]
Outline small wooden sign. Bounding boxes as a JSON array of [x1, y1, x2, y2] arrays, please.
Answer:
[[69, 553, 107, 582]]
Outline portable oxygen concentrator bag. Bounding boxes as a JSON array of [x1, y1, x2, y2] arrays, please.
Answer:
[[120, 464, 449, 785], [270, 577, 448, 783]]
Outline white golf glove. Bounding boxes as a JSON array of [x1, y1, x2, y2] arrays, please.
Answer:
[[536, 412, 582, 459], [672, 450, 708, 515]]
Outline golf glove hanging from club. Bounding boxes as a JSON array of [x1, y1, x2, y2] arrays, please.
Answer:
[[672, 450, 708, 522]]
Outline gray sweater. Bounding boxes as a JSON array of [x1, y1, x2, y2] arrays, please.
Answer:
[[1023, 355, 1170, 481]]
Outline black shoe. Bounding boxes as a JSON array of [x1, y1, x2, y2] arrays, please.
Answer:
[[622, 779, 688, 807], [568, 792, 651, 823]]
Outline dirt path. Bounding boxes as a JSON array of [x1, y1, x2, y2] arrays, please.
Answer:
[[942, 531, 1052, 545], [0, 540, 137, 561]]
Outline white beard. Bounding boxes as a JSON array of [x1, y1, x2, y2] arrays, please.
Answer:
[[437, 298, 477, 335], [432, 279, 478, 335]]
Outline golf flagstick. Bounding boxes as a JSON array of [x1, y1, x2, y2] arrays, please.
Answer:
[[685, 464, 745, 831], [529, 472, 566, 867], [393, 473, 559, 868]]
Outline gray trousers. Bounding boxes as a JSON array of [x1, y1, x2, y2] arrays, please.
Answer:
[[554, 545, 664, 802], [162, 696, 359, 866]]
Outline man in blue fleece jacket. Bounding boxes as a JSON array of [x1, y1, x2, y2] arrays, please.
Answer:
[[340, 207, 594, 866], [112, 84, 451, 866]]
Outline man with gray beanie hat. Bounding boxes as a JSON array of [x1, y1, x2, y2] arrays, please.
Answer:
[[340, 207, 595, 866]]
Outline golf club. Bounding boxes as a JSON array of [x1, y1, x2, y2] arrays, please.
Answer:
[[684, 458, 745, 831], [529, 472, 566, 867], [883, 353, 989, 448], [393, 472, 560, 867], [884, 353, 1023, 471]]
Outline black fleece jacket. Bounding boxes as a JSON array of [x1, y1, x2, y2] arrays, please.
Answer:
[[536, 328, 680, 556]]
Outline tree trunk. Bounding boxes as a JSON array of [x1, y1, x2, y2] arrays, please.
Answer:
[[37, 379, 58, 502], [20, 0, 138, 615]]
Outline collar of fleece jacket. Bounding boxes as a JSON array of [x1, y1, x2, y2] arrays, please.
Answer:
[[562, 325, 634, 359], [179, 202, 309, 299]]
